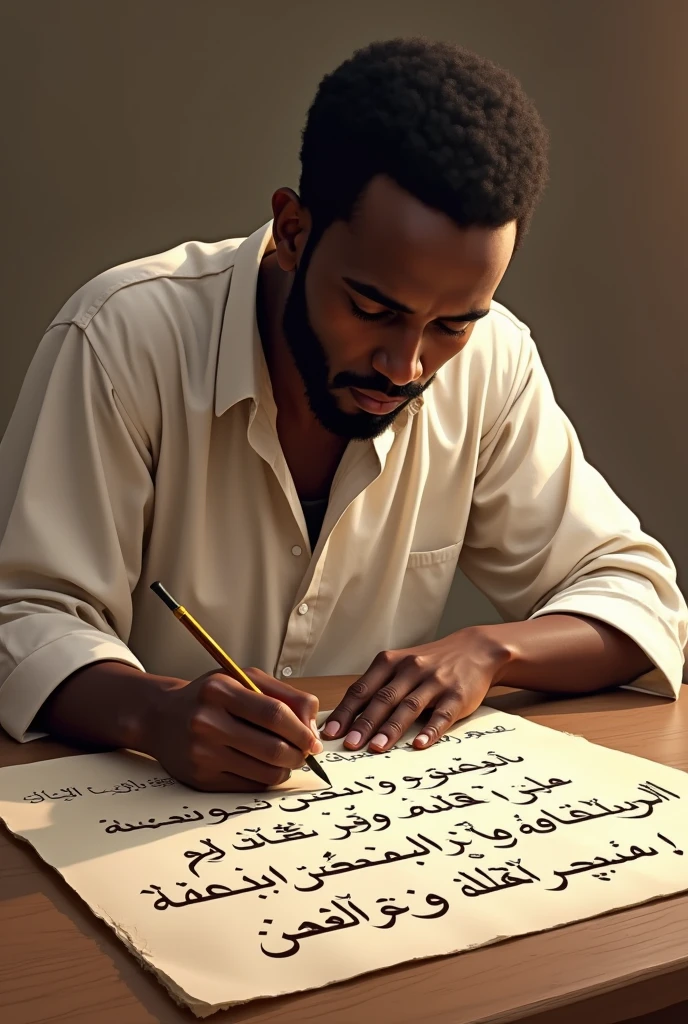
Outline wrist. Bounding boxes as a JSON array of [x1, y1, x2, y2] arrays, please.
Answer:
[[457, 623, 517, 685], [39, 660, 189, 756], [131, 671, 188, 756]]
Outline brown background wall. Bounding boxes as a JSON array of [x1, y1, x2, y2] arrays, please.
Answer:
[[1, 0, 686, 633]]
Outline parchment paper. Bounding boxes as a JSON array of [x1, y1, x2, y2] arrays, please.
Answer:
[[0, 706, 686, 1016]]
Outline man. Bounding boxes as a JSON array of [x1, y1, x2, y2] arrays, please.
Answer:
[[0, 38, 685, 793]]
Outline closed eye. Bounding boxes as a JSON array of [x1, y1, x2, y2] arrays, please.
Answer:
[[348, 298, 469, 337], [349, 299, 389, 323]]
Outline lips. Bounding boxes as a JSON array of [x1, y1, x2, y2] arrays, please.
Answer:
[[349, 387, 405, 415]]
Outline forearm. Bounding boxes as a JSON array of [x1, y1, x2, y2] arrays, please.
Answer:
[[33, 660, 187, 753], [474, 613, 654, 693]]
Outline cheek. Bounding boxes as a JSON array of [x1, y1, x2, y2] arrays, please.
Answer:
[[305, 267, 378, 362], [310, 299, 377, 364]]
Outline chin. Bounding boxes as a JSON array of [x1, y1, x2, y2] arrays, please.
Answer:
[[327, 405, 405, 442]]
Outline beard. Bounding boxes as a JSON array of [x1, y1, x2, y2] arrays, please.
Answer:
[[281, 241, 434, 441]]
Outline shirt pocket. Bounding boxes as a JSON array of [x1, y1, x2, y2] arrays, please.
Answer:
[[394, 541, 463, 647], [406, 542, 463, 570]]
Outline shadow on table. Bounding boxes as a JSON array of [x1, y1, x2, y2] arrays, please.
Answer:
[[484, 685, 676, 717]]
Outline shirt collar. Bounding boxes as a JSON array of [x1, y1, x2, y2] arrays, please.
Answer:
[[215, 220, 274, 417]]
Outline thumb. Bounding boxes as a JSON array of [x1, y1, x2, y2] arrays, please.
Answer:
[[245, 668, 321, 747]]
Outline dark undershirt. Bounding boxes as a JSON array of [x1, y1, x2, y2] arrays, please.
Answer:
[[300, 496, 329, 550]]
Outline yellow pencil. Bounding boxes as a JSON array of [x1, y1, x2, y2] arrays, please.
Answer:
[[150, 581, 331, 785]]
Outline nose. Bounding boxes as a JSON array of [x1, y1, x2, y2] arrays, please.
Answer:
[[371, 327, 423, 386]]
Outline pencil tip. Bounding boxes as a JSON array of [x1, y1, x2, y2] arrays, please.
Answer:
[[307, 756, 331, 788]]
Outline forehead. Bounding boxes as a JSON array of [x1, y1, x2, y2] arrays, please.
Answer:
[[316, 175, 515, 306]]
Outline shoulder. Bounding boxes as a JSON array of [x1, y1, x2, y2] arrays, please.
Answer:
[[49, 237, 245, 334], [46, 237, 246, 442], [432, 299, 536, 435], [464, 299, 532, 380]]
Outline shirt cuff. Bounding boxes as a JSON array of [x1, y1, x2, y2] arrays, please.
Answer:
[[529, 594, 684, 699], [0, 631, 144, 742]]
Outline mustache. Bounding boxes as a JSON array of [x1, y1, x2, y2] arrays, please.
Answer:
[[330, 370, 427, 400]]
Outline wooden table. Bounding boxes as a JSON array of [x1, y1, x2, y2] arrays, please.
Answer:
[[1, 678, 687, 1024]]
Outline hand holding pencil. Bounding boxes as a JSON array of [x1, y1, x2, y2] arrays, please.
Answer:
[[148, 582, 331, 790]]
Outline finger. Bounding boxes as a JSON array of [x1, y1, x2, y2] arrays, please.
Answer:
[[181, 772, 269, 794], [245, 669, 320, 743], [187, 743, 292, 790], [363, 679, 442, 752], [341, 670, 429, 750], [413, 694, 465, 749], [321, 651, 397, 739], [218, 712, 307, 770], [220, 746, 294, 787], [202, 674, 317, 753]]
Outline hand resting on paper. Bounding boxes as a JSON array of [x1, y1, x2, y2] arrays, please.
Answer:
[[321, 615, 655, 754], [322, 629, 503, 755], [36, 661, 322, 792]]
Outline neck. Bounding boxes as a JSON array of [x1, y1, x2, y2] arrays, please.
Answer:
[[257, 251, 316, 430]]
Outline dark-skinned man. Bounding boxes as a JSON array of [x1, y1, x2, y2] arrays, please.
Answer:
[[0, 38, 685, 792]]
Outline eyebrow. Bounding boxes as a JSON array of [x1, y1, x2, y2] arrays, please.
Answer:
[[343, 276, 490, 323]]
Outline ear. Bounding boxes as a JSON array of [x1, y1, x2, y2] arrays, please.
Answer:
[[270, 188, 312, 272]]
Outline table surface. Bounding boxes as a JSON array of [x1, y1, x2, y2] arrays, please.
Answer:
[[1, 679, 687, 1024]]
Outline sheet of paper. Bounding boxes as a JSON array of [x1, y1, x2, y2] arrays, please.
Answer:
[[0, 706, 687, 1016]]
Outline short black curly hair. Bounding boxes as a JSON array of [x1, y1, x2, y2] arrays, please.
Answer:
[[299, 37, 549, 249]]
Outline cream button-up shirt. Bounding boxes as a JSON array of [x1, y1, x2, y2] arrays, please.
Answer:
[[0, 223, 686, 741]]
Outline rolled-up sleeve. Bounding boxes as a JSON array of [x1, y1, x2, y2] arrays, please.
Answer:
[[0, 323, 152, 740], [459, 329, 688, 698]]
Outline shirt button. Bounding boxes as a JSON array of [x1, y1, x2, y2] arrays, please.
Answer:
[[281, 666, 293, 678], [291, 545, 302, 557], [298, 603, 309, 615]]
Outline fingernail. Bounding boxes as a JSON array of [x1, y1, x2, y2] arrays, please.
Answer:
[[310, 718, 320, 738], [370, 733, 388, 751], [415, 734, 429, 748], [322, 721, 340, 739], [344, 730, 362, 747]]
